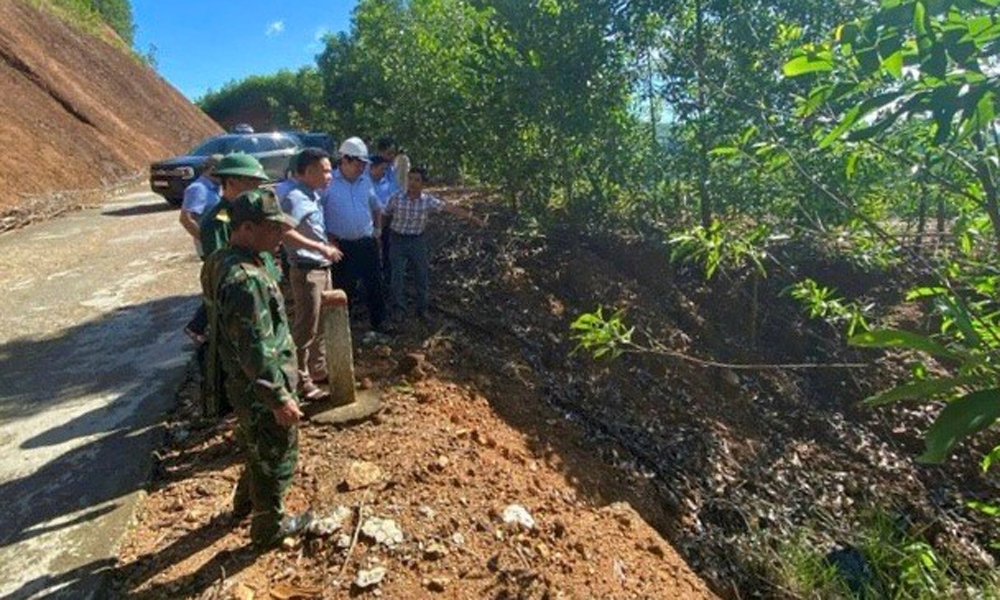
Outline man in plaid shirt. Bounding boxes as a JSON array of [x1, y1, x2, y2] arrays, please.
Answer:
[[384, 166, 483, 322]]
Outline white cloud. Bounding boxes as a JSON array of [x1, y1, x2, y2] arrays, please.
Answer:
[[265, 20, 285, 37]]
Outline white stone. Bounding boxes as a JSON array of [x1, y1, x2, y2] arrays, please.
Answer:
[[354, 566, 387, 589], [502, 504, 535, 530], [361, 517, 404, 547]]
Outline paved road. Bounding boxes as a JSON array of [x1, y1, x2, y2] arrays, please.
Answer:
[[0, 192, 201, 599]]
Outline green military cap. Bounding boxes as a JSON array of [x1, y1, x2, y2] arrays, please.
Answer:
[[214, 152, 269, 180], [229, 189, 294, 228]]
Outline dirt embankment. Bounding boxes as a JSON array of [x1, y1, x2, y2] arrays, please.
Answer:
[[115, 190, 998, 598], [0, 0, 220, 212]]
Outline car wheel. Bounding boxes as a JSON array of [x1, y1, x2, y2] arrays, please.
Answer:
[[165, 196, 184, 208]]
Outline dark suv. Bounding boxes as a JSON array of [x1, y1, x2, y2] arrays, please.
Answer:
[[150, 132, 302, 205], [293, 132, 337, 154]]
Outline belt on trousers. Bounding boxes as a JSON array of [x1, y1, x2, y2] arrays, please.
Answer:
[[292, 260, 330, 270]]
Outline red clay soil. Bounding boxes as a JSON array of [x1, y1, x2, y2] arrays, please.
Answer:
[[115, 342, 714, 599], [0, 0, 220, 209], [113, 193, 718, 598]]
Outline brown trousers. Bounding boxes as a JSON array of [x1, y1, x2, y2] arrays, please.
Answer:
[[289, 266, 331, 382]]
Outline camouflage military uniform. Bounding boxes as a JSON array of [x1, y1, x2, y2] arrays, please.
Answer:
[[199, 199, 233, 259], [201, 244, 300, 546]]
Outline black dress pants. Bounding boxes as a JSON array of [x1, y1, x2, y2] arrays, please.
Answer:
[[332, 236, 386, 328]]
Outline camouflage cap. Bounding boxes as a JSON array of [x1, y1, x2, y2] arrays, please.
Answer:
[[214, 152, 269, 180], [229, 189, 294, 228]]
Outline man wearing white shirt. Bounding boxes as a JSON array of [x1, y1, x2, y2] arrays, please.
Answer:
[[322, 137, 389, 332]]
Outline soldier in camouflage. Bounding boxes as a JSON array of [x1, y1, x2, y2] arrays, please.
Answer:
[[199, 153, 278, 418], [201, 189, 311, 547], [200, 153, 271, 260]]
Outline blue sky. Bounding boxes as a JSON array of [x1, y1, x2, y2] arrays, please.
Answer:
[[132, 1, 358, 100]]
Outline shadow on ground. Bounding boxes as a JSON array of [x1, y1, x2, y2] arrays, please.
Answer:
[[6, 518, 258, 600], [0, 295, 208, 598], [102, 202, 176, 218]]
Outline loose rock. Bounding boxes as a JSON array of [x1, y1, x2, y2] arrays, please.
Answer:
[[424, 542, 448, 560], [430, 455, 449, 472], [344, 461, 384, 491], [354, 566, 387, 589], [361, 517, 404, 547], [306, 505, 352, 537], [502, 504, 536, 530]]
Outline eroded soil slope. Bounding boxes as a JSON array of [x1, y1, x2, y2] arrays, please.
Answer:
[[0, 0, 220, 210], [116, 189, 998, 598]]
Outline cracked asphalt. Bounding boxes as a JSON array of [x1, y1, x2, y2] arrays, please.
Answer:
[[0, 191, 201, 599]]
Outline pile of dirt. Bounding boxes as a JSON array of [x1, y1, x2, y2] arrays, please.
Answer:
[[0, 0, 220, 212], [115, 341, 713, 598], [115, 189, 998, 598]]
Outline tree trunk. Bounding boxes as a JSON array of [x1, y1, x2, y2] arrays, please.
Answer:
[[972, 135, 1000, 249], [975, 158, 1000, 250], [936, 193, 945, 234], [695, 0, 711, 228], [646, 47, 658, 146], [916, 179, 927, 249]]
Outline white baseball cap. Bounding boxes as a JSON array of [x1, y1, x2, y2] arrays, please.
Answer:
[[338, 137, 370, 162]]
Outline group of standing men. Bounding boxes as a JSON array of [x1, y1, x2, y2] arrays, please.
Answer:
[[176, 134, 481, 548]]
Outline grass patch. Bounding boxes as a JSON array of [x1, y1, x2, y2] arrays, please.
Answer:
[[21, 0, 128, 50], [762, 509, 1000, 599]]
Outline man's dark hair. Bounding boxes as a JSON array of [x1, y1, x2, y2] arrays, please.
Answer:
[[376, 135, 397, 152], [295, 147, 330, 175], [409, 165, 428, 182]]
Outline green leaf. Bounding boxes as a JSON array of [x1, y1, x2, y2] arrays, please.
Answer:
[[983, 445, 1000, 472], [783, 54, 833, 77], [709, 146, 740, 157], [882, 49, 904, 78], [906, 286, 948, 300], [865, 376, 977, 406], [849, 329, 958, 359], [939, 296, 982, 347], [918, 389, 1000, 463], [820, 106, 861, 148], [845, 150, 861, 180], [819, 91, 904, 148], [967, 500, 1000, 516], [914, 1, 928, 36], [847, 109, 904, 142]]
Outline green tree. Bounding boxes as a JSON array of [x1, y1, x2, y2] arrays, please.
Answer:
[[91, 0, 134, 45], [198, 68, 329, 132], [786, 0, 1000, 468]]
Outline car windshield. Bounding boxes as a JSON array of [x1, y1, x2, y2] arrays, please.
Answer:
[[189, 134, 299, 155]]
